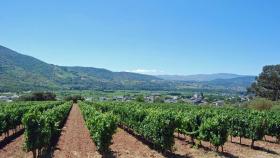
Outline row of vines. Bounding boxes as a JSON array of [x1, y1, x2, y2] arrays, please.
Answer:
[[23, 102, 72, 158], [82, 101, 180, 151], [0, 101, 71, 158], [79, 102, 118, 152], [82, 101, 280, 152], [1, 100, 279, 156], [0, 101, 62, 138]]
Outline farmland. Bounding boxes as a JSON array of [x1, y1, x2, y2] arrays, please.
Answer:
[[0, 101, 280, 158], [2, 0, 280, 157]]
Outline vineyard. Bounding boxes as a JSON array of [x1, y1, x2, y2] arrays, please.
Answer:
[[83, 102, 280, 151], [0, 101, 71, 158], [0, 101, 280, 158], [0, 101, 63, 138]]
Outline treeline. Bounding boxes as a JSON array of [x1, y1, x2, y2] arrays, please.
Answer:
[[18, 92, 56, 101], [18, 92, 86, 103]]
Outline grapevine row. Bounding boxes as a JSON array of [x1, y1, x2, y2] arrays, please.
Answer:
[[0, 101, 62, 137], [88, 102, 179, 151], [23, 102, 71, 158], [79, 102, 118, 152], [90, 102, 280, 152]]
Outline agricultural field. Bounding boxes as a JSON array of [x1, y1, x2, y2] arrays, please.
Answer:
[[0, 101, 280, 158], [1, 1, 280, 158]]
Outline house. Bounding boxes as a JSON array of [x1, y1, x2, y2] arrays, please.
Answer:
[[10, 94, 19, 100], [99, 97, 109, 101], [192, 98, 203, 104], [0, 96, 12, 102], [190, 93, 205, 105], [171, 96, 179, 100], [113, 96, 125, 101], [164, 98, 177, 103], [239, 95, 250, 102], [213, 100, 224, 106], [85, 97, 93, 101], [145, 96, 154, 103], [123, 95, 133, 102]]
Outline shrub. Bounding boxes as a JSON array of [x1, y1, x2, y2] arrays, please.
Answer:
[[136, 95, 145, 102], [246, 98, 274, 110]]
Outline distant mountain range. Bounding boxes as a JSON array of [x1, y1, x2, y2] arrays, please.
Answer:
[[157, 73, 254, 82], [0, 45, 256, 92]]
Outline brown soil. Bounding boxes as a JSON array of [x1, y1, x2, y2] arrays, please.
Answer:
[[173, 134, 223, 158], [222, 136, 280, 158], [0, 125, 23, 142], [173, 133, 280, 158], [108, 128, 165, 158], [53, 104, 101, 158], [0, 134, 32, 158]]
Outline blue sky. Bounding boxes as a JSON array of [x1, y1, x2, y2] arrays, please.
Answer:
[[0, 0, 280, 75]]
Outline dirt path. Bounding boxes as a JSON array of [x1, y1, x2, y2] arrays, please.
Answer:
[[53, 104, 101, 158]]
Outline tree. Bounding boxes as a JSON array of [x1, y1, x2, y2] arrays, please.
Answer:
[[136, 95, 145, 102], [249, 65, 280, 101], [19, 92, 56, 101], [154, 97, 164, 103], [200, 92, 204, 100], [64, 95, 85, 103]]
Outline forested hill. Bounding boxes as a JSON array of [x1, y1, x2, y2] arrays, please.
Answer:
[[0, 45, 171, 91], [0, 45, 254, 92]]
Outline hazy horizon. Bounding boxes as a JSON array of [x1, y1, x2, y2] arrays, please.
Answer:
[[1, 0, 279, 76]]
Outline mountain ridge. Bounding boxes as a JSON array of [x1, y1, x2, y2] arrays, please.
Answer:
[[0, 45, 255, 92], [0, 45, 170, 91], [157, 73, 255, 82]]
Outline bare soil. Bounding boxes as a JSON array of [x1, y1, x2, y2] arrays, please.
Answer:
[[53, 104, 101, 158], [0, 125, 22, 142], [173, 133, 280, 158], [222, 136, 280, 158], [0, 133, 32, 158], [108, 128, 165, 158], [173, 135, 221, 158]]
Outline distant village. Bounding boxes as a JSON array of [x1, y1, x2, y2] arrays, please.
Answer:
[[0, 92, 20, 102], [0, 91, 251, 106], [95, 92, 251, 106]]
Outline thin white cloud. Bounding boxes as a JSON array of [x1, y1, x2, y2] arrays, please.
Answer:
[[125, 69, 165, 75]]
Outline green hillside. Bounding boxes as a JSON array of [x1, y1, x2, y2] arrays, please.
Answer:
[[0, 45, 172, 91], [0, 45, 254, 92]]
